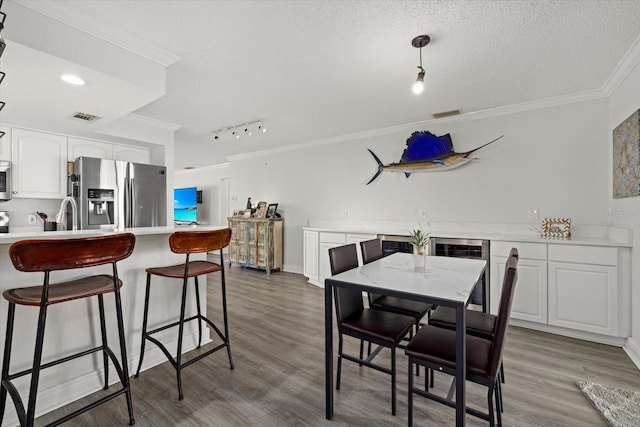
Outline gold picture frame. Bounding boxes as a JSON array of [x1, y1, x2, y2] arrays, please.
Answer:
[[541, 218, 571, 239]]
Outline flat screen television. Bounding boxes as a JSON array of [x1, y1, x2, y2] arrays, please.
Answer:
[[174, 186, 198, 224]]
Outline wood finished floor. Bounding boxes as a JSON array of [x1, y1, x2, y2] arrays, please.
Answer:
[[36, 267, 640, 426]]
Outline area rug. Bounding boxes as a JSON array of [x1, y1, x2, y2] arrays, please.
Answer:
[[576, 381, 640, 426]]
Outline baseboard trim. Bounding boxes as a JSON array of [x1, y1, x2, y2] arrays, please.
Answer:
[[624, 337, 640, 370]]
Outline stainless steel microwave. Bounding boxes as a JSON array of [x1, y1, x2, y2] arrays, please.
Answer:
[[0, 161, 11, 201]]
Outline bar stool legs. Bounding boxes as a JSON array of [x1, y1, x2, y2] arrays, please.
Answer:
[[135, 270, 234, 401]]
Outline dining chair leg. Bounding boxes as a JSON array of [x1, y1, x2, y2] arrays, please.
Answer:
[[194, 276, 203, 348], [408, 358, 414, 427], [497, 374, 503, 413], [175, 278, 189, 400], [487, 384, 495, 427], [359, 340, 365, 365], [336, 334, 344, 390], [391, 346, 397, 416], [495, 381, 503, 427], [135, 273, 152, 377], [97, 294, 109, 390], [500, 362, 505, 383]]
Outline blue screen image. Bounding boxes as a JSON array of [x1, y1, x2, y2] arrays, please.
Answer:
[[174, 187, 197, 223]]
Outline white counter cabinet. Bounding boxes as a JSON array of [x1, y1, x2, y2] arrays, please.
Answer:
[[491, 241, 631, 345], [490, 241, 548, 324]]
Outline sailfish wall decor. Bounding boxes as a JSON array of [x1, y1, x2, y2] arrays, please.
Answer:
[[366, 131, 503, 185]]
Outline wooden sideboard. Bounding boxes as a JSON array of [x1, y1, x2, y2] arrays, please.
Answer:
[[228, 217, 283, 274]]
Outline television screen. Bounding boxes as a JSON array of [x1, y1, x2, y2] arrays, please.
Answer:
[[174, 187, 198, 224]]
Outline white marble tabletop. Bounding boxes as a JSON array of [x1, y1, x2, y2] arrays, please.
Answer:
[[328, 252, 487, 304]]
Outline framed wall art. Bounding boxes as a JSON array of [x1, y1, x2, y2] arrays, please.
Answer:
[[541, 218, 571, 239], [613, 109, 640, 199]]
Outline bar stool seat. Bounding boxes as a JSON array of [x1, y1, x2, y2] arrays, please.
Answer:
[[134, 228, 234, 401], [1, 233, 136, 427], [146, 260, 222, 278], [3, 275, 121, 306]]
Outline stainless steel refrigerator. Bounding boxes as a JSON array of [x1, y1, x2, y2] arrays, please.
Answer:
[[73, 157, 167, 230]]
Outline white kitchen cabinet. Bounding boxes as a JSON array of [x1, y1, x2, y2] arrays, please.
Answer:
[[548, 245, 620, 336], [68, 137, 113, 161], [0, 126, 10, 160], [11, 128, 67, 199], [490, 241, 547, 323], [113, 145, 150, 164], [303, 230, 319, 283]]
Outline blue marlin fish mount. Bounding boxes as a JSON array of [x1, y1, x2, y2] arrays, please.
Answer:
[[366, 131, 504, 185]]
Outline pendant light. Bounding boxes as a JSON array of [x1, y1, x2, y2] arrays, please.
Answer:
[[411, 35, 430, 95]]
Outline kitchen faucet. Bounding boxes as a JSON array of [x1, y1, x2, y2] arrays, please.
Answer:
[[55, 196, 78, 231]]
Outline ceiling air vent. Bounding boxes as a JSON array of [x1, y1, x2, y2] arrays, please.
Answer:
[[432, 109, 461, 119], [69, 111, 101, 122]]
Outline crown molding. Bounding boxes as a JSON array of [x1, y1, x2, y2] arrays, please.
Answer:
[[226, 89, 606, 162], [602, 33, 640, 96], [176, 162, 231, 174], [17, 0, 180, 67]]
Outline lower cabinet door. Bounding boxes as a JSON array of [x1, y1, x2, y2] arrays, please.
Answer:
[[548, 261, 618, 336], [491, 256, 547, 323]]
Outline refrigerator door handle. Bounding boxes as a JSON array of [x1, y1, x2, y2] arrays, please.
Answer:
[[129, 178, 135, 227]]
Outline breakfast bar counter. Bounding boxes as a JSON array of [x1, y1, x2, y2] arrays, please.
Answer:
[[0, 225, 225, 426]]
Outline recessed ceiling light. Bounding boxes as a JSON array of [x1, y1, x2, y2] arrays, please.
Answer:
[[60, 74, 85, 85]]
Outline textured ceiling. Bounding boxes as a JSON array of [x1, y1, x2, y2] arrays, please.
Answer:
[[4, 1, 640, 168]]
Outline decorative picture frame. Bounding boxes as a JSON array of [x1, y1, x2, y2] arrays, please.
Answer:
[[541, 218, 571, 239], [255, 201, 268, 218], [266, 203, 278, 218]]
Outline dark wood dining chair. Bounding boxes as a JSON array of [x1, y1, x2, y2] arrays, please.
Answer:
[[360, 239, 433, 332], [405, 248, 519, 427], [1, 233, 136, 427], [134, 228, 234, 400], [329, 243, 415, 416]]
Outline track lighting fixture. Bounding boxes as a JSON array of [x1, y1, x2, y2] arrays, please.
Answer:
[[212, 119, 267, 142], [411, 35, 430, 95]]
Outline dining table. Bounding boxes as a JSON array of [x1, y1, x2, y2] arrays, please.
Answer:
[[324, 252, 487, 426]]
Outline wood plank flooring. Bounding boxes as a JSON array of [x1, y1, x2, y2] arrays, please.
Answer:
[[36, 267, 640, 426]]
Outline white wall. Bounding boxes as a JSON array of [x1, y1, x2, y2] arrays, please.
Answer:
[[609, 58, 640, 363], [174, 164, 231, 226], [228, 98, 611, 271]]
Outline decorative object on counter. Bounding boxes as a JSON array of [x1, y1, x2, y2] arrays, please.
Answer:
[[255, 201, 268, 218], [43, 221, 57, 231], [266, 203, 279, 218], [246, 197, 252, 210], [541, 217, 571, 239], [196, 190, 202, 203], [366, 131, 504, 184], [409, 227, 430, 269], [612, 109, 640, 199]]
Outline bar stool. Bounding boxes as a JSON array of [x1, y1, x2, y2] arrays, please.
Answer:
[[134, 228, 233, 400], [0, 233, 136, 427]]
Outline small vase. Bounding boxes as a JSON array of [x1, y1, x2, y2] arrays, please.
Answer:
[[413, 244, 426, 270]]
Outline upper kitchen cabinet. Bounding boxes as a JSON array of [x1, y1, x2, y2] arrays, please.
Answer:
[[0, 126, 10, 160], [68, 137, 113, 161], [113, 145, 150, 164], [11, 128, 67, 199]]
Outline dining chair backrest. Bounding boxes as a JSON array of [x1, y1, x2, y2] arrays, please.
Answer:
[[488, 248, 519, 379], [328, 244, 363, 323], [360, 239, 383, 265], [169, 228, 232, 254]]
